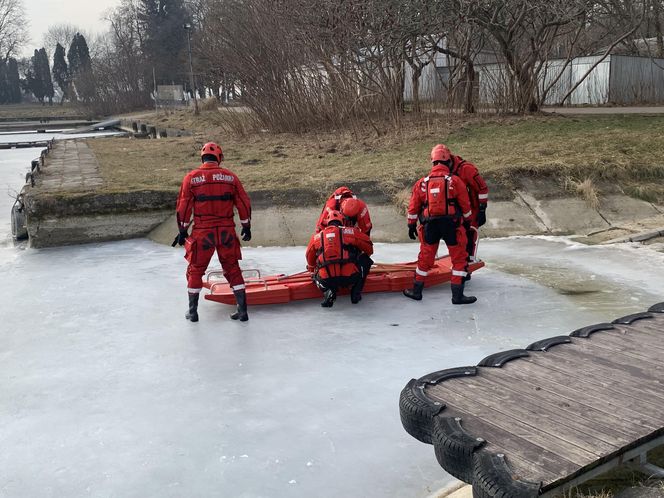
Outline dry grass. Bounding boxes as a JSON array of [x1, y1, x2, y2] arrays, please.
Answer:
[[87, 110, 664, 205], [565, 177, 601, 209], [0, 102, 88, 119]]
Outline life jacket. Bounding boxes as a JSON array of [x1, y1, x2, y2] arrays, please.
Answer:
[[423, 175, 458, 220], [316, 226, 359, 279], [318, 226, 353, 266]]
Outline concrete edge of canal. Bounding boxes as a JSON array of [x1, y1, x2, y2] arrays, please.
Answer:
[[12, 139, 664, 249]]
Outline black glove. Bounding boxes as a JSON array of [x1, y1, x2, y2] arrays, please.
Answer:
[[408, 224, 417, 240], [462, 219, 471, 231], [241, 225, 251, 241], [172, 228, 188, 247], [477, 205, 487, 227]]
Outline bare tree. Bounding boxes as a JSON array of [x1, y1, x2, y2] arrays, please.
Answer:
[[0, 0, 28, 62]]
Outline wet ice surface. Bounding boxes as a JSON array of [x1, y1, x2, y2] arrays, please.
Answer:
[[1, 235, 664, 498]]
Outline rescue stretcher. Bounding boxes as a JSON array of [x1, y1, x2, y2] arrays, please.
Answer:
[[203, 256, 485, 305]]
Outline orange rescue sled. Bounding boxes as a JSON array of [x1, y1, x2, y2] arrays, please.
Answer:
[[204, 257, 485, 306]]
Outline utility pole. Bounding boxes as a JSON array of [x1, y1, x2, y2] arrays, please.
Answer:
[[184, 23, 199, 115]]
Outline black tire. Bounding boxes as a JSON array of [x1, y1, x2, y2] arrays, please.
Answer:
[[432, 417, 485, 483], [399, 379, 442, 444], [471, 451, 540, 498], [11, 203, 28, 240]]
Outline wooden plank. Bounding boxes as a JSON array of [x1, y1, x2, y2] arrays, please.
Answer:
[[538, 348, 664, 400], [568, 335, 664, 372], [597, 327, 664, 354], [527, 350, 664, 403], [615, 324, 664, 346], [578, 334, 664, 367], [428, 383, 602, 463], [495, 358, 664, 429], [438, 403, 573, 484], [438, 376, 622, 454], [541, 346, 664, 384], [464, 371, 639, 443]]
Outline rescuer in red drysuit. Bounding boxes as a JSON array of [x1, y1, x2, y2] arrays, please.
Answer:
[[175, 142, 252, 322], [432, 144, 489, 270], [403, 146, 477, 304], [316, 186, 372, 235], [305, 210, 374, 307]]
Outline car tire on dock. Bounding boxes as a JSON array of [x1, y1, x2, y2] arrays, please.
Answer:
[[11, 202, 28, 240]]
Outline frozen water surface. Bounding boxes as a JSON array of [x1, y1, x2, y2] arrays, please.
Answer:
[[2, 146, 664, 497]]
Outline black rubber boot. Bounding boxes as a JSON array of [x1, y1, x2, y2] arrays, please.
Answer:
[[350, 275, 367, 304], [451, 283, 477, 305], [186, 293, 199, 322], [230, 289, 249, 321], [321, 289, 336, 308], [350, 282, 362, 304], [403, 281, 424, 301]]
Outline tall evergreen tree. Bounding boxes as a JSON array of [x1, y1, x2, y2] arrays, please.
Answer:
[[52, 43, 70, 103], [7, 58, 21, 103], [67, 33, 95, 101], [37, 48, 54, 104], [138, 0, 189, 83], [0, 61, 8, 104], [28, 49, 46, 103]]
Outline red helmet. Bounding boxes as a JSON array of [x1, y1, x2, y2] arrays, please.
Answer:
[[340, 198, 361, 218], [201, 142, 224, 162], [431, 144, 451, 163], [326, 210, 344, 226]]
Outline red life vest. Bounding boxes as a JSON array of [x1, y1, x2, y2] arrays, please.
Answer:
[[316, 226, 358, 279], [424, 175, 457, 219]]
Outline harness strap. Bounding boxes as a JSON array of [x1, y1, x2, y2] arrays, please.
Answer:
[[195, 193, 234, 202]]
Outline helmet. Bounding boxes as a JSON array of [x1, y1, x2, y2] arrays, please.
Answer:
[[326, 210, 344, 226], [340, 198, 361, 219], [431, 144, 451, 163], [201, 142, 224, 162]]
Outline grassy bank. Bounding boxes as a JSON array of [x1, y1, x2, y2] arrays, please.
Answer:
[[87, 110, 664, 206], [0, 102, 89, 120]]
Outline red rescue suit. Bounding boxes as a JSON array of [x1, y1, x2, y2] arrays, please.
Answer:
[[316, 186, 372, 235], [407, 164, 472, 286], [305, 225, 373, 291], [176, 161, 252, 293], [451, 155, 488, 261]]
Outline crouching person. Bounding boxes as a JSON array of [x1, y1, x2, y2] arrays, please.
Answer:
[[305, 210, 374, 307]]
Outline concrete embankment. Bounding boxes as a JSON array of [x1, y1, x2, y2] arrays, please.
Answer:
[[19, 139, 664, 248]]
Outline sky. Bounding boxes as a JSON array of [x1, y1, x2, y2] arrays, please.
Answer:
[[21, 0, 122, 57]]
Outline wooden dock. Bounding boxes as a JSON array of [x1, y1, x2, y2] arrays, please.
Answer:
[[400, 302, 664, 497]]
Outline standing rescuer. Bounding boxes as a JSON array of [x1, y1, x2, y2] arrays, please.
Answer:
[[175, 142, 252, 322], [306, 210, 374, 307], [435, 143, 489, 267], [403, 146, 477, 305]]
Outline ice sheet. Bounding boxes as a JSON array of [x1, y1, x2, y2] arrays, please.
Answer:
[[1, 238, 663, 498]]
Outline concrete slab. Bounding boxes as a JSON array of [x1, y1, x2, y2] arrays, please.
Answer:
[[481, 199, 548, 237], [29, 211, 172, 248], [599, 195, 660, 225], [537, 197, 610, 234]]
